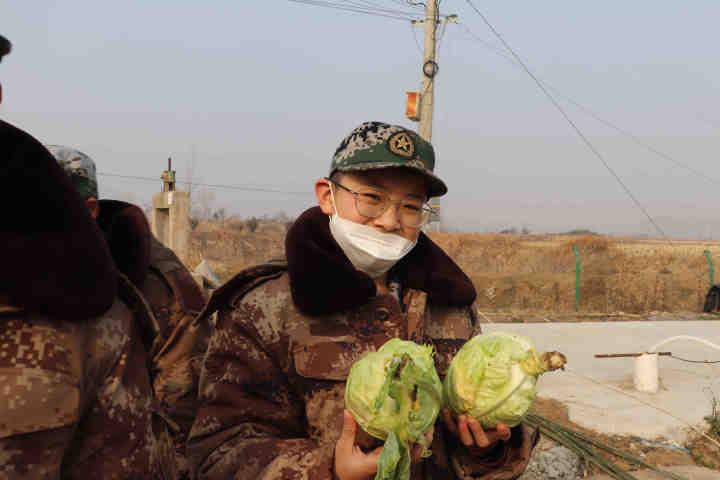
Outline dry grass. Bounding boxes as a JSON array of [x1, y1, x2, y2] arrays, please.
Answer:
[[189, 219, 720, 314], [531, 398, 697, 474]]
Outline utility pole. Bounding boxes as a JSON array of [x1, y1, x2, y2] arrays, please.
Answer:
[[408, 4, 456, 231], [418, 0, 438, 142]]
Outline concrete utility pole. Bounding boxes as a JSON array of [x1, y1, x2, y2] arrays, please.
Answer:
[[418, 0, 441, 230], [409, 4, 456, 231], [151, 157, 192, 263], [418, 0, 438, 141]]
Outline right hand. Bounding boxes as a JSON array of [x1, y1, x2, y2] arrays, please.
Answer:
[[334, 410, 383, 480], [334, 410, 435, 480]]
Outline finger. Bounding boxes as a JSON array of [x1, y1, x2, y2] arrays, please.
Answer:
[[411, 443, 423, 463], [359, 446, 383, 475], [335, 410, 357, 454], [467, 417, 490, 448], [424, 425, 435, 445], [442, 409, 458, 435], [457, 415, 475, 447], [496, 423, 512, 442]]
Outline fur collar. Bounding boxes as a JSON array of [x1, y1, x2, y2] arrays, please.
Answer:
[[285, 207, 476, 316], [0, 120, 117, 319], [97, 199, 152, 286]]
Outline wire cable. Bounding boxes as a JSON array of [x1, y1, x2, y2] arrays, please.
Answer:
[[98, 172, 312, 196], [669, 354, 720, 365], [457, 25, 720, 188], [410, 21, 423, 55], [288, 0, 415, 21], [463, 0, 672, 244], [336, 0, 419, 16], [565, 368, 720, 450]]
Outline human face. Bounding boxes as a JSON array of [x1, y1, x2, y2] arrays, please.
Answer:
[[316, 169, 429, 242], [85, 197, 100, 219]]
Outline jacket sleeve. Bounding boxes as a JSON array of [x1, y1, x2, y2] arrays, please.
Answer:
[[187, 291, 334, 480], [429, 304, 539, 480]]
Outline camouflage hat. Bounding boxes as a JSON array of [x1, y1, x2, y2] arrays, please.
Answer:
[[46, 145, 98, 199], [330, 121, 447, 197]]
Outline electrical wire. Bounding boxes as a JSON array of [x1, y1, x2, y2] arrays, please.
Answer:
[[288, 0, 416, 21], [565, 368, 720, 450], [98, 172, 312, 196], [462, 0, 672, 244], [456, 24, 720, 188], [410, 21, 423, 55], [335, 0, 420, 17], [389, 0, 423, 7], [669, 354, 720, 364]]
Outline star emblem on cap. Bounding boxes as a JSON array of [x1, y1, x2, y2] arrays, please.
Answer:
[[387, 131, 415, 158]]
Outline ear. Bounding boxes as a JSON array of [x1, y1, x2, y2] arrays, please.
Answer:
[[86, 197, 100, 219], [315, 178, 334, 216]]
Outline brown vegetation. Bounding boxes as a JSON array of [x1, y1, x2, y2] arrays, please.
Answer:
[[189, 218, 720, 314]]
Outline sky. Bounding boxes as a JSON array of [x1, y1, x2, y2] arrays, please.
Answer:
[[2, 1, 720, 238]]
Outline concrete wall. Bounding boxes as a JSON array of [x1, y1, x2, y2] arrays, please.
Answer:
[[151, 190, 191, 263]]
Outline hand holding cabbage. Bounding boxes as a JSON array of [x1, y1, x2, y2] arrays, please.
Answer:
[[343, 339, 443, 480], [444, 332, 566, 429], [340, 333, 565, 479]]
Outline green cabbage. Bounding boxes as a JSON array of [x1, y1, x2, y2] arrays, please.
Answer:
[[345, 338, 442, 480], [444, 332, 566, 429]]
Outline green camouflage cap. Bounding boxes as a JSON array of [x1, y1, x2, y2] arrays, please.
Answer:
[[330, 121, 447, 197], [46, 145, 99, 199]]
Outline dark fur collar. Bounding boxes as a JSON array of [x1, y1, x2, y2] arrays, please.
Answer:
[[0, 120, 117, 319], [285, 207, 476, 316], [97, 200, 152, 286]]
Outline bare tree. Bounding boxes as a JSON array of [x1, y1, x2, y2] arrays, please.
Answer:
[[193, 189, 215, 220], [185, 144, 198, 198]]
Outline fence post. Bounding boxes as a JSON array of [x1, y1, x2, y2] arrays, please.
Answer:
[[704, 250, 715, 286], [573, 245, 581, 310]]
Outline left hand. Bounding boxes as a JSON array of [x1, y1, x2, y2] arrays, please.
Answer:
[[410, 426, 434, 463], [441, 409, 511, 454]]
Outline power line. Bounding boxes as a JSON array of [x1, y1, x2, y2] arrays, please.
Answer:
[[463, 0, 672, 243], [410, 21, 423, 55], [336, 0, 418, 16], [670, 354, 720, 365], [457, 24, 720, 188], [288, 0, 416, 21], [98, 172, 312, 196], [388, 0, 423, 8]]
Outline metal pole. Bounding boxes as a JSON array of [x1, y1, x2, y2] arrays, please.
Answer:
[[573, 245, 581, 310], [705, 250, 715, 286]]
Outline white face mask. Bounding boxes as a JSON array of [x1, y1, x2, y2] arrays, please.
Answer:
[[328, 185, 418, 278]]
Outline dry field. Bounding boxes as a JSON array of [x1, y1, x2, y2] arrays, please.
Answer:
[[188, 217, 720, 316]]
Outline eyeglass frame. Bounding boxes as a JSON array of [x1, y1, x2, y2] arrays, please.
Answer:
[[324, 176, 434, 229]]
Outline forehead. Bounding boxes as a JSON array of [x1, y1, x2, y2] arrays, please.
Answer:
[[342, 168, 428, 199]]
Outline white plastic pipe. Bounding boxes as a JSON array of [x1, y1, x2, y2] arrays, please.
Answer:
[[633, 335, 720, 394], [634, 353, 659, 393], [648, 335, 720, 355]]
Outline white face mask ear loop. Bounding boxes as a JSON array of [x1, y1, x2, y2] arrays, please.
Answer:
[[328, 180, 339, 217]]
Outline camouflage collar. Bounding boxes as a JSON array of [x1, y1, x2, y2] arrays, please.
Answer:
[[285, 207, 476, 316]]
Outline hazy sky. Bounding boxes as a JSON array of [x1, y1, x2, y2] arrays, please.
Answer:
[[2, 1, 719, 237]]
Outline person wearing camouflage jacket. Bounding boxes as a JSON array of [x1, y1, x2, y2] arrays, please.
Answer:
[[187, 122, 537, 480], [0, 37, 157, 477], [49, 145, 209, 479]]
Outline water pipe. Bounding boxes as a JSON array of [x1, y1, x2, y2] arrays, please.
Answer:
[[634, 335, 720, 393]]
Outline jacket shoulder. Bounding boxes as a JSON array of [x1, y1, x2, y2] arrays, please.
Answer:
[[195, 261, 288, 324]]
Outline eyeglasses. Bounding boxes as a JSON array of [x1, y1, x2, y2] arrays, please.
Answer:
[[326, 177, 433, 229]]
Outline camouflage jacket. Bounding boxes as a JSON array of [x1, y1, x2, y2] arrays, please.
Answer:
[[0, 279, 158, 480], [140, 237, 209, 479], [187, 207, 537, 480], [98, 200, 209, 479]]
